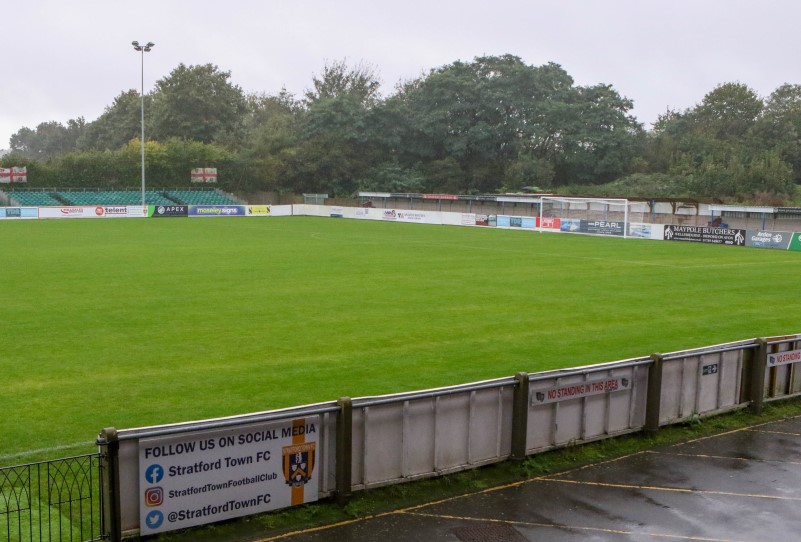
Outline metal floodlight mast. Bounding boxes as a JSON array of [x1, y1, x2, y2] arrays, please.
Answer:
[[132, 41, 155, 207]]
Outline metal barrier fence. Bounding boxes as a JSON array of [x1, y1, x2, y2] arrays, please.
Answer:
[[0, 454, 103, 542], [3, 333, 799, 541]]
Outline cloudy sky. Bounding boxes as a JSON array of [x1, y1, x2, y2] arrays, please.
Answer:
[[4, 0, 800, 149]]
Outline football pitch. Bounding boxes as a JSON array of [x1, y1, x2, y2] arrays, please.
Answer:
[[3, 216, 800, 463]]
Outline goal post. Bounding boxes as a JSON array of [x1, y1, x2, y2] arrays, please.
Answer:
[[538, 196, 632, 239]]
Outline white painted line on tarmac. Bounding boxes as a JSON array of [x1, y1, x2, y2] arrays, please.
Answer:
[[647, 449, 801, 466], [403, 511, 748, 542], [541, 478, 801, 501]]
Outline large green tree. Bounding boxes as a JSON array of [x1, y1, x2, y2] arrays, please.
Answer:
[[149, 63, 247, 144], [303, 59, 382, 106], [395, 55, 641, 192], [77, 90, 145, 151], [9, 118, 86, 160]]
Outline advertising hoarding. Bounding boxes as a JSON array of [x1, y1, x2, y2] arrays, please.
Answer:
[[581, 220, 625, 236], [150, 205, 189, 218], [247, 205, 271, 216], [37, 206, 147, 219], [139, 416, 319, 535], [0, 207, 37, 219], [745, 230, 792, 250], [189, 206, 247, 217], [664, 225, 746, 246], [789, 232, 801, 252]]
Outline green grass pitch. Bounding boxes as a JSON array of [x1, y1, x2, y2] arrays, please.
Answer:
[[2, 216, 800, 463]]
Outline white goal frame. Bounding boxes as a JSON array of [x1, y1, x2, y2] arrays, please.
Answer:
[[538, 196, 630, 239]]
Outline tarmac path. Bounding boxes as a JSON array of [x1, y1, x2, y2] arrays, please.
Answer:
[[258, 416, 801, 541]]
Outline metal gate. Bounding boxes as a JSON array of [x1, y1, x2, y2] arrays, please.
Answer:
[[0, 454, 103, 542]]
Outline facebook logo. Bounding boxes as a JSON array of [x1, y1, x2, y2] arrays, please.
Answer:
[[145, 464, 164, 484]]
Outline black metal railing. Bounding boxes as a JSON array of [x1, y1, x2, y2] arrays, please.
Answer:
[[0, 454, 103, 542]]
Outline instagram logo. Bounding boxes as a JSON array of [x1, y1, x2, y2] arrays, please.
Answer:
[[144, 487, 163, 507]]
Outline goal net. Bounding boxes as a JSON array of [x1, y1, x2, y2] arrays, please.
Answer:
[[538, 196, 639, 239]]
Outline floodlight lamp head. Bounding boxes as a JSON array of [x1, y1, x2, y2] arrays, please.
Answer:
[[132, 40, 140, 50]]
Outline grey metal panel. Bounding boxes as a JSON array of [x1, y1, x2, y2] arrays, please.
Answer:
[[680, 357, 700, 418], [351, 408, 365, 487], [362, 404, 404, 485], [526, 365, 645, 454], [661, 348, 748, 425], [466, 388, 510, 464], [119, 438, 140, 535], [354, 386, 515, 488], [553, 375, 586, 445], [433, 394, 471, 470], [659, 358, 684, 424], [719, 350, 742, 410], [526, 385, 555, 450], [696, 353, 721, 414], [609, 366, 646, 433], [629, 364, 649, 429], [320, 411, 337, 495], [402, 399, 436, 477]]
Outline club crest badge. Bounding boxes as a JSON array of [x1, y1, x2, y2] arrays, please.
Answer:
[[282, 443, 316, 487]]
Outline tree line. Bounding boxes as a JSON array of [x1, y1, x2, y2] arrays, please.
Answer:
[[3, 55, 800, 203]]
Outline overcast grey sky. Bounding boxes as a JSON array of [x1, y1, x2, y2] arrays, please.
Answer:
[[4, 0, 800, 150]]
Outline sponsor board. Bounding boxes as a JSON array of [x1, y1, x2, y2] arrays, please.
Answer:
[[396, 211, 427, 222], [789, 232, 801, 252], [139, 416, 319, 535], [558, 218, 579, 232], [247, 205, 271, 216], [382, 209, 397, 221], [581, 220, 625, 236], [745, 230, 792, 250], [96, 206, 142, 218], [768, 349, 801, 367], [0, 207, 37, 219], [540, 217, 562, 230], [151, 205, 189, 218], [189, 205, 247, 217], [663, 225, 746, 246], [38, 207, 96, 219], [497, 215, 536, 229], [474, 214, 496, 227], [530, 376, 631, 405], [37, 206, 147, 219], [628, 223, 664, 240], [329, 207, 344, 218]]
